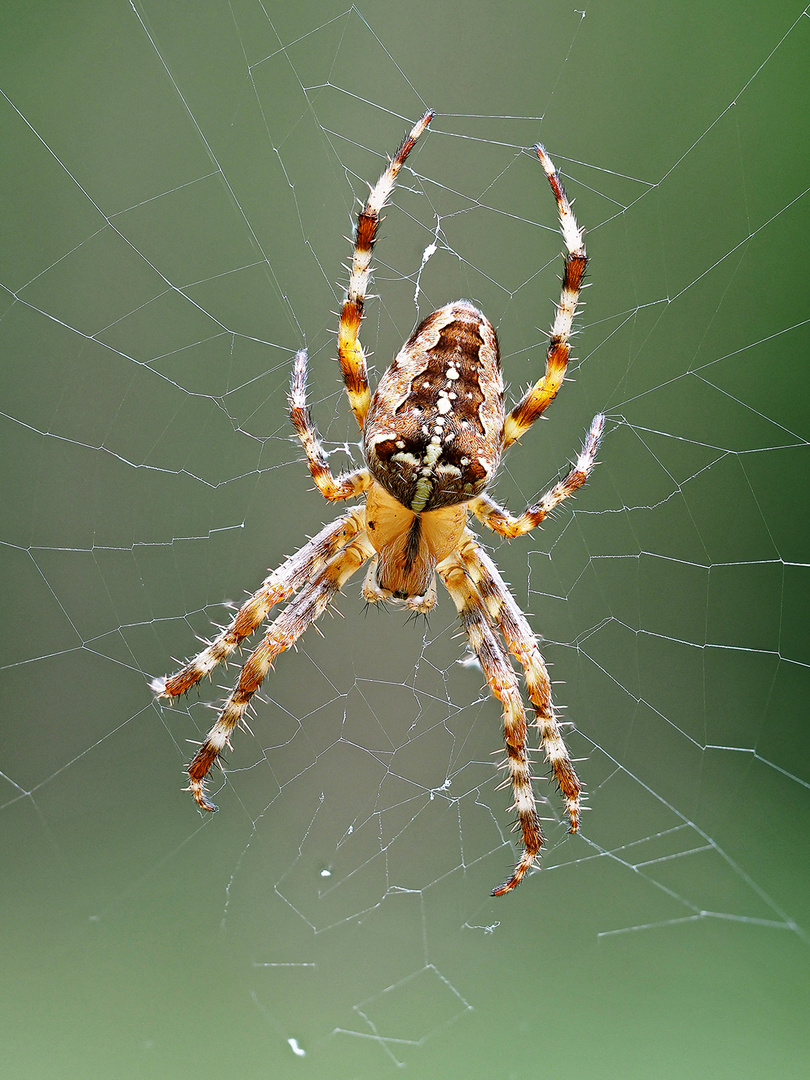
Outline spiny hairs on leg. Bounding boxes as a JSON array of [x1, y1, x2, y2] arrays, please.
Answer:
[[471, 412, 605, 538], [151, 506, 367, 700], [338, 108, 433, 430], [289, 349, 372, 501], [186, 531, 375, 810], [439, 553, 544, 896], [503, 144, 588, 450], [457, 534, 583, 834]]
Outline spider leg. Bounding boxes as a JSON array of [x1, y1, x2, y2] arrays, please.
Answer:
[[339, 109, 433, 430], [456, 532, 582, 837], [289, 349, 372, 501], [152, 506, 367, 699], [438, 547, 544, 896], [503, 145, 587, 450], [470, 412, 604, 538], [186, 528, 376, 810]]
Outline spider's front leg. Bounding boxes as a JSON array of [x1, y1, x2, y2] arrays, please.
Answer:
[[457, 534, 583, 836], [152, 505, 368, 699], [186, 527, 376, 811], [439, 548, 545, 896]]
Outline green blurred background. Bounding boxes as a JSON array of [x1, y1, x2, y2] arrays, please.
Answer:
[[1, 1, 808, 1077]]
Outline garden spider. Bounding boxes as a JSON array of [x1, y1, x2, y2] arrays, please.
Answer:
[[153, 110, 604, 895]]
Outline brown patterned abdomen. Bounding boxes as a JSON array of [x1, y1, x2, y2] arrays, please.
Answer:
[[363, 301, 505, 512]]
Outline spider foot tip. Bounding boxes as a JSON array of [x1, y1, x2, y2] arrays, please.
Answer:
[[588, 413, 606, 441], [491, 876, 519, 897], [534, 143, 555, 175], [149, 675, 168, 697], [187, 785, 219, 813]]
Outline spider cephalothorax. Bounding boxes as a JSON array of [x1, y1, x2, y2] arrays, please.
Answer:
[[153, 110, 604, 895]]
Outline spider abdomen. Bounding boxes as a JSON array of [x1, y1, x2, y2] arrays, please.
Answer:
[[363, 301, 504, 513]]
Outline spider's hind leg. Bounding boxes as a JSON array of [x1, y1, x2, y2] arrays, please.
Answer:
[[338, 109, 433, 430], [503, 145, 588, 451]]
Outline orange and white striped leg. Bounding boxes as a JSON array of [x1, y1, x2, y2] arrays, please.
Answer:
[[438, 549, 543, 896], [503, 145, 587, 449], [456, 533, 582, 837], [471, 412, 604, 538], [152, 506, 367, 699], [338, 109, 433, 430], [186, 528, 376, 810], [289, 349, 372, 501]]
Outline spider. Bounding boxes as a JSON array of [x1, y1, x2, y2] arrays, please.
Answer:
[[153, 110, 604, 895]]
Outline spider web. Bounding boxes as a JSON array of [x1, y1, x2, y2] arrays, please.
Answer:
[[1, 2, 809, 1077]]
